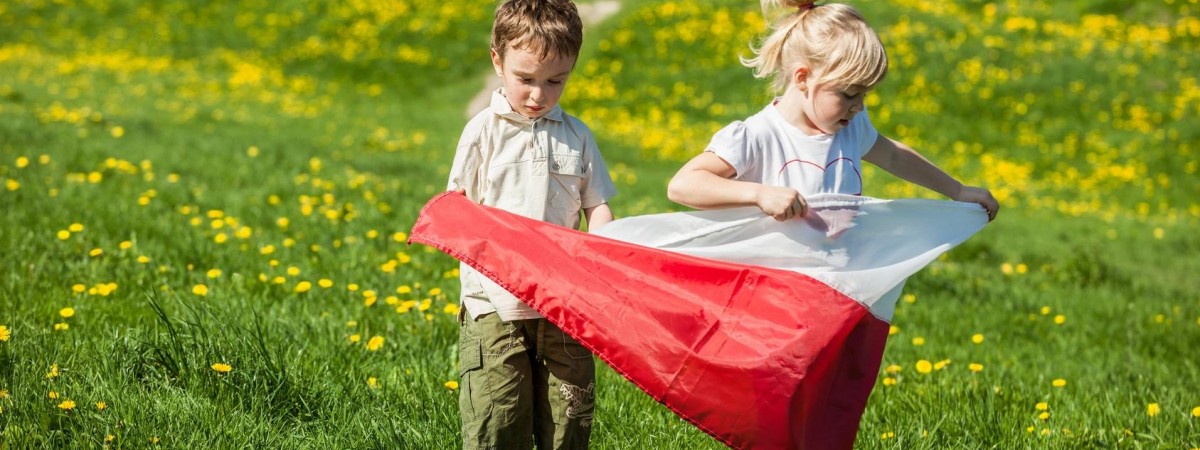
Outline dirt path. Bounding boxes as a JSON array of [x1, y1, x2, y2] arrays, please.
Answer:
[[464, 0, 622, 118]]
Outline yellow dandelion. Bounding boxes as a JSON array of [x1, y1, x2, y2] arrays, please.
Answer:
[[206, 269, 222, 278], [96, 401, 107, 411], [295, 281, 312, 293], [348, 283, 360, 292], [912, 336, 925, 346], [429, 287, 443, 296], [192, 284, 209, 296], [1054, 314, 1066, 325], [54, 323, 69, 331], [392, 231, 408, 242], [287, 266, 300, 276], [1052, 378, 1067, 388], [58, 400, 76, 411], [880, 431, 895, 439], [56, 230, 71, 240], [444, 380, 459, 390], [1191, 406, 1200, 417], [247, 146, 259, 157], [318, 279, 334, 288], [0, 325, 10, 342], [915, 360, 932, 374], [1038, 412, 1050, 420], [1041, 306, 1052, 315], [210, 363, 232, 373], [3, 179, 18, 191], [15, 156, 29, 168], [119, 240, 133, 250], [71, 284, 86, 293], [1036, 402, 1049, 411], [934, 359, 951, 371], [888, 325, 899, 335], [46, 364, 60, 379], [1147, 403, 1160, 417], [882, 377, 897, 386], [49, 391, 59, 399], [59, 307, 75, 318], [367, 377, 379, 388], [366, 335, 384, 351], [968, 363, 983, 373], [885, 364, 902, 374], [89, 248, 103, 257], [349, 334, 361, 343], [971, 333, 984, 344], [902, 294, 916, 304], [110, 126, 124, 138], [68, 223, 84, 232], [443, 304, 460, 316]]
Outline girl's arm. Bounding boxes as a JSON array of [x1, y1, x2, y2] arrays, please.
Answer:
[[863, 135, 999, 220], [667, 152, 808, 221]]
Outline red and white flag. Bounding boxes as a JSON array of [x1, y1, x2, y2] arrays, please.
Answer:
[[409, 192, 988, 449]]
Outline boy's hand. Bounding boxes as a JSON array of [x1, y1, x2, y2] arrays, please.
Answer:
[[954, 185, 999, 221], [756, 185, 808, 221]]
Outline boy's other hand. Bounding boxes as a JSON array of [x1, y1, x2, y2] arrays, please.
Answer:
[[756, 185, 808, 221]]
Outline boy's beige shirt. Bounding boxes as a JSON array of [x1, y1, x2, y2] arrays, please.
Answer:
[[448, 88, 617, 321]]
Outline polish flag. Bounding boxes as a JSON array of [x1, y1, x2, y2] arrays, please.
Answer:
[[409, 191, 988, 449]]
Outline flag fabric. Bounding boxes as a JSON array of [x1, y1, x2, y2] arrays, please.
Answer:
[[408, 191, 988, 449]]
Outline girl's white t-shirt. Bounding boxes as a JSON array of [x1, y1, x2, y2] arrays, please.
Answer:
[[707, 102, 879, 196]]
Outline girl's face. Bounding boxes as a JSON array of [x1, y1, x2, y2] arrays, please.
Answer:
[[800, 83, 869, 135], [491, 44, 575, 120]]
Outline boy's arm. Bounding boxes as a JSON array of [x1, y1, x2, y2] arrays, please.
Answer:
[[667, 152, 808, 221], [583, 203, 614, 230], [863, 135, 999, 220]]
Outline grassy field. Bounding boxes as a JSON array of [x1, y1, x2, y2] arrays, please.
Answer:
[[1, 0, 1198, 448]]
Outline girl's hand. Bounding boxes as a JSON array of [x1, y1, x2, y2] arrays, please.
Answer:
[[955, 185, 999, 221], [756, 185, 808, 221]]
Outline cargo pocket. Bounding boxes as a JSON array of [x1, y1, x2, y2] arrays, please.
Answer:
[[458, 337, 487, 423]]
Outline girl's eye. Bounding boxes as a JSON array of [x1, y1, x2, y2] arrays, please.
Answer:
[[520, 78, 534, 84], [548, 80, 563, 86]]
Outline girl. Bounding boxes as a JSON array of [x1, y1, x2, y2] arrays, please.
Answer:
[[667, 0, 999, 222]]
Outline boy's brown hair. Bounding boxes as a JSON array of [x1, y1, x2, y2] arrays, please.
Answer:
[[491, 0, 583, 62]]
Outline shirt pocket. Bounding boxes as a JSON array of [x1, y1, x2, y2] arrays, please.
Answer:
[[548, 148, 584, 213]]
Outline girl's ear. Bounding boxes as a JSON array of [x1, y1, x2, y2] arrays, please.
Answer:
[[792, 66, 810, 91]]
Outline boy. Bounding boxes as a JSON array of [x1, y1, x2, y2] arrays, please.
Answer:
[[446, 0, 616, 448]]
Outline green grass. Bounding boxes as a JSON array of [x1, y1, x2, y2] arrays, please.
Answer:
[[2, 0, 1198, 448]]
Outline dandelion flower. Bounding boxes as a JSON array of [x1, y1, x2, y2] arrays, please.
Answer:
[[367, 377, 379, 388], [0, 325, 10, 342], [1036, 402, 1049, 411], [96, 401, 107, 411], [1191, 406, 1200, 417], [911, 337, 925, 346], [366, 336, 384, 351], [915, 360, 932, 374], [971, 333, 984, 344], [1147, 403, 1160, 417], [318, 279, 333, 288], [349, 334, 361, 343], [295, 281, 312, 293], [1038, 412, 1050, 420], [192, 284, 209, 296], [54, 323, 69, 331], [72, 284, 86, 293], [59, 307, 75, 318], [68, 223, 84, 232], [1052, 378, 1067, 388], [444, 380, 459, 390], [206, 269, 222, 279], [888, 325, 899, 335], [58, 400, 76, 411], [429, 287, 443, 296], [1054, 314, 1066, 325], [211, 363, 232, 373], [882, 377, 897, 386], [968, 363, 983, 373], [392, 232, 408, 242]]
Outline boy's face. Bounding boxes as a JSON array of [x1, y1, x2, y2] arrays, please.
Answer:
[[491, 44, 576, 119]]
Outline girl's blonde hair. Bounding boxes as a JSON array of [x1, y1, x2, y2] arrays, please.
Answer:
[[741, 1, 888, 93]]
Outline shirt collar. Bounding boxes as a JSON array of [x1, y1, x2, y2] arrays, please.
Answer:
[[489, 88, 564, 124]]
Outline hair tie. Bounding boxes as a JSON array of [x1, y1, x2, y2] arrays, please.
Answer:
[[798, 1, 816, 11]]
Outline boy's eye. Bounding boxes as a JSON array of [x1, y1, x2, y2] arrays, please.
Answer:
[[520, 78, 534, 84], [548, 80, 563, 86]]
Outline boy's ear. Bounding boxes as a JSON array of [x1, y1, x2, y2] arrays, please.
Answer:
[[490, 48, 504, 77]]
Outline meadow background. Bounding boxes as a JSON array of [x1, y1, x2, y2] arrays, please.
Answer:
[[1, 0, 1198, 448]]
